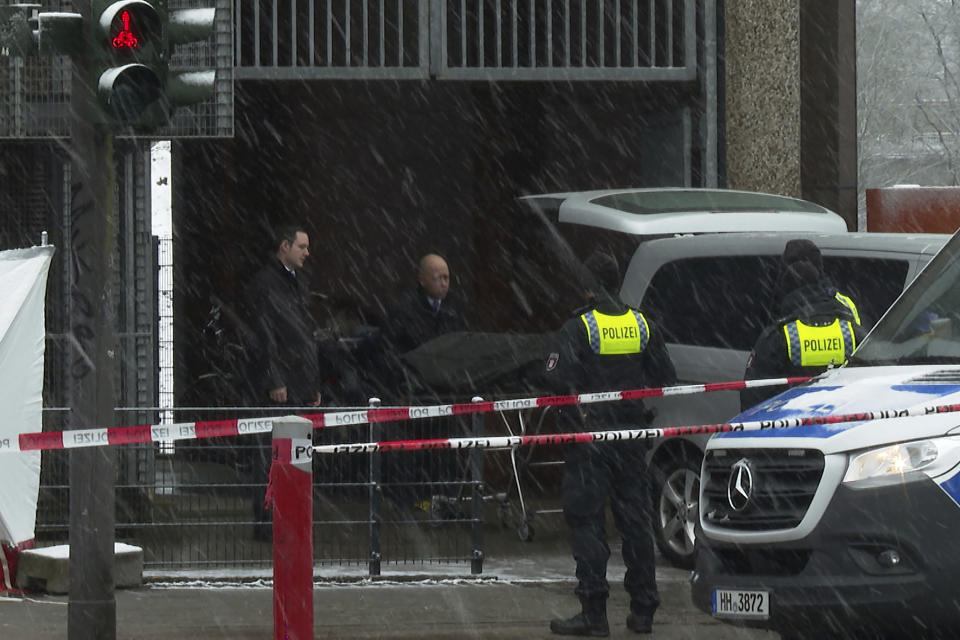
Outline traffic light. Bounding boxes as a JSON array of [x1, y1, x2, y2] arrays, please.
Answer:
[[90, 1, 219, 133], [91, 0, 167, 131], [165, 6, 217, 109], [2, 1, 223, 134], [36, 11, 83, 56]]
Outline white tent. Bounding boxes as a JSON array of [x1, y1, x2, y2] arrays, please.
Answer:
[[0, 245, 53, 547]]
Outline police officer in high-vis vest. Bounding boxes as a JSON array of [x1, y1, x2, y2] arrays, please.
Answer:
[[545, 250, 676, 637], [741, 239, 866, 411]]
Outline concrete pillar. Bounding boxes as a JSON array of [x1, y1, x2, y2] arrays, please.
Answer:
[[723, 0, 802, 198], [723, 0, 857, 229]]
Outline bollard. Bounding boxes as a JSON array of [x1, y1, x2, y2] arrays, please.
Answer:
[[270, 416, 314, 640]]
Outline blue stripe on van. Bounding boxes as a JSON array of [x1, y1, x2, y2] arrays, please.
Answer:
[[889, 384, 960, 396], [719, 384, 960, 440], [938, 471, 960, 508]]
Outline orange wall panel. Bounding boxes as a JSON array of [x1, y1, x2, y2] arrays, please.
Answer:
[[866, 187, 960, 234]]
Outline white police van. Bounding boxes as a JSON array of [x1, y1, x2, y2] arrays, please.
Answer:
[[691, 226, 960, 639]]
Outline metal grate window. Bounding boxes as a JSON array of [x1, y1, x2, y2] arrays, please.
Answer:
[[0, 56, 71, 139], [235, 0, 428, 79], [438, 0, 695, 80], [235, 0, 696, 81]]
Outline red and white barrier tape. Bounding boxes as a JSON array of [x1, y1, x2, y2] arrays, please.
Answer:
[[0, 376, 810, 453], [313, 401, 960, 454]]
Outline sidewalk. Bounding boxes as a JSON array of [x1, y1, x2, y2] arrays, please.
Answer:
[[2, 487, 772, 638], [0, 538, 779, 639]]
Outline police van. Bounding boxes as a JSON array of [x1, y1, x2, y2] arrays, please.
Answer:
[[690, 226, 960, 638]]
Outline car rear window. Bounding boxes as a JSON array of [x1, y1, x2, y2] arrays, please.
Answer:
[[641, 256, 910, 351]]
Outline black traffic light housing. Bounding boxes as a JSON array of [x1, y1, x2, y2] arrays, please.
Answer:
[[166, 7, 216, 107], [91, 0, 167, 131], [93, 0, 218, 133], [2, 1, 221, 135]]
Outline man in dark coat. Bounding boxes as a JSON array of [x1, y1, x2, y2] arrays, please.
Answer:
[[380, 252, 467, 398], [385, 253, 465, 355], [377, 253, 468, 517], [740, 238, 866, 411], [546, 250, 677, 637], [241, 223, 326, 539], [243, 224, 324, 407]]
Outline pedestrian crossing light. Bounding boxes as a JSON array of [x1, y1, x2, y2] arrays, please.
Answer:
[[91, 1, 218, 133], [92, 0, 165, 130]]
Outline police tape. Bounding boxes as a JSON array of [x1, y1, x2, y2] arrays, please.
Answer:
[[0, 376, 812, 453], [312, 401, 960, 454]]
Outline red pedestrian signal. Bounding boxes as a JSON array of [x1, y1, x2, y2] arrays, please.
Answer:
[[111, 10, 139, 49]]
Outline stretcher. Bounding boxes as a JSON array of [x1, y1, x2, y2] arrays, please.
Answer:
[[491, 405, 562, 542]]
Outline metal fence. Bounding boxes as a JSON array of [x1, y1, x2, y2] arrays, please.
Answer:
[[34, 403, 501, 573], [0, 56, 71, 138], [235, 0, 697, 80]]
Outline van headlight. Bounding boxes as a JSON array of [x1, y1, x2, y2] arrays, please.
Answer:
[[843, 438, 960, 484]]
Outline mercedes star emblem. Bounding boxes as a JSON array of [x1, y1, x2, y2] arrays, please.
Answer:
[[727, 458, 754, 512]]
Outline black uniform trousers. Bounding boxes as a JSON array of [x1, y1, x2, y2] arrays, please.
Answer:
[[562, 438, 659, 615]]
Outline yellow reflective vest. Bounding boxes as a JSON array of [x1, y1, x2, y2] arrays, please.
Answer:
[[580, 309, 650, 355], [782, 318, 857, 367], [835, 291, 861, 325]]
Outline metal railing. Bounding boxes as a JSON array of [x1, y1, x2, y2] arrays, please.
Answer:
[[34, 401, 493, 573], [235, 0, 697, 81]]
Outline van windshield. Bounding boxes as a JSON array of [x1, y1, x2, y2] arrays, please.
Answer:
[[851, 231, 960, 366]]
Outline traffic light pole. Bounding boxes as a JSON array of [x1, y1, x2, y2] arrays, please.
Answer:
[[68, 2, 119, 638]]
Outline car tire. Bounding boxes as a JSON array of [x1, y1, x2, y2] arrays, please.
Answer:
[[651, 453, 701, 569]]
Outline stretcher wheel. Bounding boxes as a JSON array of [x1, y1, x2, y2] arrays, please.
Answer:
[[517, 518, 534, 542]]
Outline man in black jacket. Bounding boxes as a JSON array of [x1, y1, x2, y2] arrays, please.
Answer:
[[740, 239, 866, 411], [241, 223, 326, 539], [379, 252, 468, 516], [384, 253, 465, 357], [546, 250, 676, 637], [244, 224, 325, 407]]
